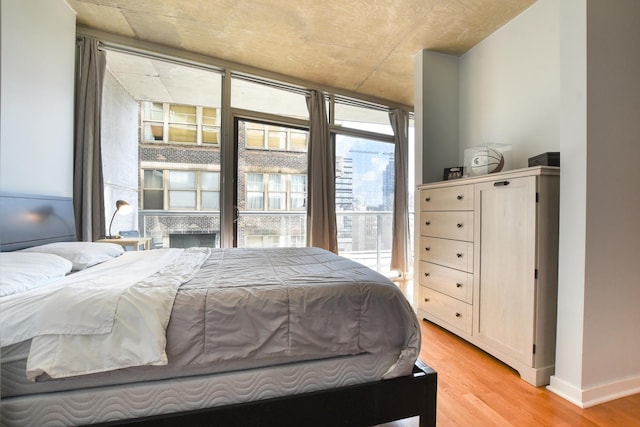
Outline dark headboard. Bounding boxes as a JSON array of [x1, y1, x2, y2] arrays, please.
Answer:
[[0, 193, 76, 251]]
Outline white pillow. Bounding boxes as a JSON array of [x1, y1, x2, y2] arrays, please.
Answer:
[[0, 252, 73, 297], [21, 242, 124, 271]]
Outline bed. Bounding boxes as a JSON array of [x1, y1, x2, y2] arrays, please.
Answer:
[[0, 193, 437, 427]]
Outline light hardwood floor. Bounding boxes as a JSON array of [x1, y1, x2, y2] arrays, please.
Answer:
[[380, 317, 640, 426]]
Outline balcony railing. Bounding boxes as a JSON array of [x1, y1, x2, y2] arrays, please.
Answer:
[[139, 210, 413, 276]]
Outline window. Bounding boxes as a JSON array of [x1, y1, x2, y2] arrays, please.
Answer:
[[291, 175, 306, 210], [268, 128, 286, 150], [104, 49, 411, 270], [268, 174, 285, 210], [202, 108, 220, 144], [201, 171, 220, 210], [142, 169, 220, 211], [168, 170, 196, 209], [143, 102, 165, 141], [290, 131, 308, 151], [244, 173, 306, 211], [333, 98, 393, 136], [231, 75, 309, 120], [143, 170, 164, 209], [246, 126, 265, 148], [141, 102, 221, 145], [168, 105, 197, 143], [243, 122, 308, 151], [331, 97, 397, 275], [246, 173, 265, 209], [236, 118, 308, 249], [335, 136, 394, 212]]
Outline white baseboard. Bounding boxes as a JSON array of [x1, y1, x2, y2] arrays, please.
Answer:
[[548, 375, 584, 406], [548, 374, 640, 408]]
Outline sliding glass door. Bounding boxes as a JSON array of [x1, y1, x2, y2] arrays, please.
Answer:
[[234, 118, 308, 248], [334, 134, 395, 274]]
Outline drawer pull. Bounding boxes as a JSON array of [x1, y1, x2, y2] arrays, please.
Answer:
[[456, 253, 463, 258], [457, 195, 463, 200], [425, 247, 431, 251], [424, 298, 430, 302], [455, 312, 462, 318], [424, 272, 430, 277], [456, 223, 463, 228], [425, 220, 431, 226], [493, 180, 510, 187], [456, 283, 463, 288], [425, 196, 431, 202]]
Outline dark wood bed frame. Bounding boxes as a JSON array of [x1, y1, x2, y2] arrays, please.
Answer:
[[0, 193, 438, 427]]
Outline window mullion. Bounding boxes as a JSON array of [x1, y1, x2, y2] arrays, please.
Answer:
[[163, 170, 169, 210], [196, 106, 203, 145], [286, 129, 291, 151], [287, 174, 291, 210], [196, 171, 201, 210], [263, 127, 268, 149], [263, 174, 268, 210], [162, 103, 169, 143]]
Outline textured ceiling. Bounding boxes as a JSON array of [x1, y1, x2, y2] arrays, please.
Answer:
[[68, 0, 537, 107]]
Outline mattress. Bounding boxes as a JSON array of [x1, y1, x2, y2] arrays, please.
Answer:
[[1, 247, 420, 425], [1, 352, 399, 426]]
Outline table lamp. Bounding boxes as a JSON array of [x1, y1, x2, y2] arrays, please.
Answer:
[[107, 200, 132, 238]]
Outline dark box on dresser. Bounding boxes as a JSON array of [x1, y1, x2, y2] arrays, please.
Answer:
[[528, 152, 560, 167]]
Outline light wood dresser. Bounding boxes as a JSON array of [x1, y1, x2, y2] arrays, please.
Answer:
[[416, 166, 560, 386]]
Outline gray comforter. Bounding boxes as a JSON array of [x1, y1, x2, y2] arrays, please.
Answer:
[[167, 247, 420, 379]]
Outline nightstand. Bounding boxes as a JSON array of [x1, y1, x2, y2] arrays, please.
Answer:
[[96, 237, 152, 251]]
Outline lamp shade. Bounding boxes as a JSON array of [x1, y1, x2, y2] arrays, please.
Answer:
[[116, 200, 132, 215]]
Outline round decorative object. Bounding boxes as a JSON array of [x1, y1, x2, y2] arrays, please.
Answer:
[[470, 148, 505, 174]]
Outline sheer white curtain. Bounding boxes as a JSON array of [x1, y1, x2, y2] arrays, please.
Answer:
[[305, 90, 338, 253], [389, 108, 410, 274], [74, 37, 106, 241]]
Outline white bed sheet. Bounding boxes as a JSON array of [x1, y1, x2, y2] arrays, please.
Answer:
[[0, 248, 210, 380]]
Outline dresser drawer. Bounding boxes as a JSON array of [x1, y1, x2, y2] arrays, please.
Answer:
[[419, 236, 473, 272], [419, 261, 473, 303], [419, 211, 473, 241], [419, 185, 473, 211], [418, 286, 472, 335]]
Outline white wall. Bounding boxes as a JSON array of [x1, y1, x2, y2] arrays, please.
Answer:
[[414, 51, 459, 184], [458, 0, 561, 168], [101, 69, 139, 234], [0, 0, 76, 196], [579, 0, 640, 404], [550, 0, 588, 402], [549, 0, 640, 407]]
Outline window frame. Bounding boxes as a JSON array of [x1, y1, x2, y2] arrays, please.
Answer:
[[141, 102, 222, 146], [141, 168, 221, 211], [243, 121, 308, 152], [243, 172, 307, 211]]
